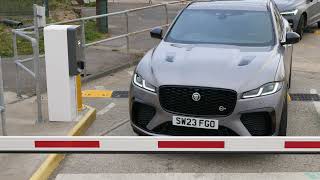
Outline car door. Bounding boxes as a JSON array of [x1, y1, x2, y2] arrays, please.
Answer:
[[307, 0, 320, 25]]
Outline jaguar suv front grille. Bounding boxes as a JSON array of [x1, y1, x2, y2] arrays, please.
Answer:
[[159, 85, 237, 116]]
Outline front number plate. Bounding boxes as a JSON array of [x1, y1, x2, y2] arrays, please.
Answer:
[[172, 115, 218, 130]]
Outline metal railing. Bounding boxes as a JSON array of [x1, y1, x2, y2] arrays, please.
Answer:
[[12, 4, 42, 123], [0, 57, 7, 136], [12, 1, 188, 123]]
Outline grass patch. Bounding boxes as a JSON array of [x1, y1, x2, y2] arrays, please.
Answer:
[[85, 20, 109, 43], [84, 2, 96, 7], [0, 24, 45, 57], [0, 25, 13, 57], [50, 0, 72, 10]]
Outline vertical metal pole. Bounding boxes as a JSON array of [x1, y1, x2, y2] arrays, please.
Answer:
[[96, 0, 108, 33], [164, 4, 169, 25], [125, 12, 129, 54], [12, 31, 18, 59], [13, 29, 22, 98], [33, 4, 43, 123], [43, 0, 49, 17], [80, 20, 87, 77], [34, 5, 40, 41], [0, 57, 7, 136], [15, 63, 22, 98]]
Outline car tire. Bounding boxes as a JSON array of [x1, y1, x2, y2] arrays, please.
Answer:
[[134, 131, 146, 136], [132, 126, 149, 136], [318, 22, 320, 28], [278, 94, 288, 136], [296, 15, 305, 39], [288, 56, 293, 89], [288, 70, 292, 89]]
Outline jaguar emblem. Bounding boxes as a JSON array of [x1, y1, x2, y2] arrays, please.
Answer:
[[192, 92, 201, 102]]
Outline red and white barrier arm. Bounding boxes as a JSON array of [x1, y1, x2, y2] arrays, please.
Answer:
[[1, 136, 320, 153]]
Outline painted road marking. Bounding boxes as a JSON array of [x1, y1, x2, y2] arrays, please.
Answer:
[[82, 90, 113, 98], [310, 89, 320, 115], [315, 30, 320, 35], [97, 103, 116, 116], [82, 90, 128, 98], [55, 172, 320, 180]]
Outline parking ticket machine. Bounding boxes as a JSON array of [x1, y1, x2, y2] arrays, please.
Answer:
[[44, 25, 84, 122]]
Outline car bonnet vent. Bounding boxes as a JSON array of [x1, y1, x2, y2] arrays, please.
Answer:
[[238, 56, 255, 66]]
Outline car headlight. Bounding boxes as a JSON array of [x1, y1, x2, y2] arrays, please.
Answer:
[[242, 82, 282, 99], [280, 9, 298, 16], [133, 73, 156, 92]]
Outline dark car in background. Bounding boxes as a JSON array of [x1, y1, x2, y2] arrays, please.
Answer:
[[275, 0, 320, 37]]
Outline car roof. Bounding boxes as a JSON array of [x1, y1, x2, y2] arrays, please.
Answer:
[[187, 0, 270, 11]]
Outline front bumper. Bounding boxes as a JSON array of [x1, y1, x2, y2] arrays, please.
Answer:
[[129, 83, 286, 136]]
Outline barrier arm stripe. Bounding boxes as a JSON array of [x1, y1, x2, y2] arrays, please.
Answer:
[[35, 141, 100, 148], [285, 141, 320, 148], [2, 137, 320, 152], [158, 141, 224, 148]]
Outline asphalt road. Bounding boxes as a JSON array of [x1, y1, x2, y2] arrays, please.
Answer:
[[51, 31, 320, 179]]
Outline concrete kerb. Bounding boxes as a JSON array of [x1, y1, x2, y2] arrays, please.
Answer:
[[29, 105, 97, 180]]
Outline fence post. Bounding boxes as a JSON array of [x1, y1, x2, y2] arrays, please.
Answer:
[[164, 4, 169, 25], [33, 4, 43, 123], [15, 63, 22, 98], [12, 32, 18, 59], [0, 57, 7, 136], [80, 20, 87, 77], [96, 0, 108, 33], [125, 12, 129, 53], [43, 0, 49, 17]]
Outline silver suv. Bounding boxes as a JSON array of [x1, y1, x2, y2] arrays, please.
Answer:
[[275, 0, 320, 37], [129, 0, 300, 136]]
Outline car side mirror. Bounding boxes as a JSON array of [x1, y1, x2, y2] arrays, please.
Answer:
[[281, 32, 300, 45], [150, 27, 163, 39]]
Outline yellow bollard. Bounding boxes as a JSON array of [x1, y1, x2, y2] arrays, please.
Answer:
[[76, 75, 83, 111]]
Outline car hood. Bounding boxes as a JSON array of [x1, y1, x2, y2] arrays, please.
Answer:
[[137, 42, 281, 93], [273, 0, 304, 12]]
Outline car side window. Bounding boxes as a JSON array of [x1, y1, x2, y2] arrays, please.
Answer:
[[271, 2, 284, 41]]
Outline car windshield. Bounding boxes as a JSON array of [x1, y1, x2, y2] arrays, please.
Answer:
[[165, 9, 275, 46]]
